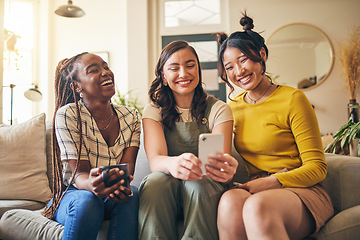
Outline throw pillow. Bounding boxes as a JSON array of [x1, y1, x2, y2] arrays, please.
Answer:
[[0, 113, 51, 203]]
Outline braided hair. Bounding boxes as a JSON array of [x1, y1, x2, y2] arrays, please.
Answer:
[[42, 52, 88, 219], [216, 12, 269, 99], [149, 40, 207, 130]]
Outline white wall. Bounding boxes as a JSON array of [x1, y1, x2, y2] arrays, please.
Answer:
[[47, 0, 359, 135], [227, 0, 360, 135], [48, 0, 148, 118]]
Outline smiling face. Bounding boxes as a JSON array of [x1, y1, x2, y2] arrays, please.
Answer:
[[223, 46, 265, 91], [74, 53, 115, 103], [162, 47, 200, 102]]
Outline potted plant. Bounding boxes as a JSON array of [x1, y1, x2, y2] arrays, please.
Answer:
[[340, 27, 360, 121], [325, 112, 360, 157], [112, 89, 143, 117], [327, 27, 360, 157]]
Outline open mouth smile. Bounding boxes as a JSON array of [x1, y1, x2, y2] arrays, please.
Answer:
[[176, 80, 191, 86], [100, 79, 113, 86], [239, 74, 252, 84]]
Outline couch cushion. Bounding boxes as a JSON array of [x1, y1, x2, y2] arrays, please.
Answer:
[[0, 209, 63, 240], [317, 205, 360, 240], [0, 200, 44, 218], [0, 113, 51, 203]]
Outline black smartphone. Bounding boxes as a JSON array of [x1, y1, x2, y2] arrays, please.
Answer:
[[100, 163, 129, 187]]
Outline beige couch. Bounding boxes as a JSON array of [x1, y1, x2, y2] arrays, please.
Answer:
[[1, 114, 360, 239]]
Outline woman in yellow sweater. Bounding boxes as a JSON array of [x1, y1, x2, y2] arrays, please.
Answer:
[[215, 13, 334, 240]]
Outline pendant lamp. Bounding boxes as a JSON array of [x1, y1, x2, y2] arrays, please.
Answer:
[[55, 0, 85, 18]]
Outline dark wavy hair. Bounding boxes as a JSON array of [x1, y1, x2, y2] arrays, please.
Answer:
[[149, 40, 207, 130], [216, 12, 269, 98], [42, 52, 88, 219]]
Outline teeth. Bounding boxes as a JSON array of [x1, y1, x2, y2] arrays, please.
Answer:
[[240, 75, 251, 83], [178, 80, 190, 85], [101, 80, 113, 86]]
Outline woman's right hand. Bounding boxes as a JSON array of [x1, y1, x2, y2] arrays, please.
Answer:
[[168, 153, 203, 181]]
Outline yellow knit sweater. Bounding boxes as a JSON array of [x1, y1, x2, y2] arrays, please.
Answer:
[[229, 85, 327, 188]]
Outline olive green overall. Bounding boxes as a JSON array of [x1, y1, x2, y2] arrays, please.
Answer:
[[139, 96, 225, 240]]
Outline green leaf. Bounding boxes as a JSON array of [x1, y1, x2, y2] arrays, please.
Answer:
[[111, 89, 144, 117], [348, 105, 360, 108]]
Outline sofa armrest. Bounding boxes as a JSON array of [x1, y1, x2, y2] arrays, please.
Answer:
[[317, 205, 360, 240], [323, 153, 360, 213]]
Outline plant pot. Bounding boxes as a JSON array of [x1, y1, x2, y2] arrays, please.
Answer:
[[348, 99, 359, 123], [349, 138, 359, 157]]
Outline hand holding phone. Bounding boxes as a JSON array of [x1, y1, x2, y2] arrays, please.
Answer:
[[100, 163, 129, 188], [198, 133, 224, 175]]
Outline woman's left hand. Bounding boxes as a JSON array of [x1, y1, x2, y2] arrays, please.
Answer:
[[236, 168, 288, 194], [237, 175, 282, 194], [107, 175, 134, 203], [205, 153, 238, 183]]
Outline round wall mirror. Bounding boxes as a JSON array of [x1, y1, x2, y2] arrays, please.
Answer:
[[266, 23, 334, 90]]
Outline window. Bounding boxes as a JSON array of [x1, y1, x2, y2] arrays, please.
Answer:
[[164, 0, 221, 27], [159, 0, 228, 101], [162, 34, 226, 101], [159, 0, 227, 35], [2, 0, 38, 124]]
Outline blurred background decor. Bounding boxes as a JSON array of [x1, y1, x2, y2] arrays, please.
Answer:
[[340, 27, 360, 122]]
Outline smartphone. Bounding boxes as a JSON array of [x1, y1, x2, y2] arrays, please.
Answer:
[[198, 133, 224, 175], [100, 163, 129, 187]]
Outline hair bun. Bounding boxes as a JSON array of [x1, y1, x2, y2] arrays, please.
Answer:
[[240, 14, 254, 31], [216, 32, 228, 45]]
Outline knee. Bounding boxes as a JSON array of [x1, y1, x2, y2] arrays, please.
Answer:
[[243, 194, 269, 218], [184, 178, 223, 199], [69, 190, 104, 217], [218, 189, 249, 220], [139, 172, 178, 198], [243, 194, 273, 229]]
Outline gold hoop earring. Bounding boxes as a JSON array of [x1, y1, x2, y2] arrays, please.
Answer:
[[163, 82, 168, 86], [80, 92, 83, 98]]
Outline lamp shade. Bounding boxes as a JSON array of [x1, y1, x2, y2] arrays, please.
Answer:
[[55, 0, 85, 18], [24, 86, 42, 102]]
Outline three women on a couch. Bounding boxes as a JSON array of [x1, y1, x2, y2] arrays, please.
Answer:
[[42, 52, 140, 240], [44, 12, 333, 240]]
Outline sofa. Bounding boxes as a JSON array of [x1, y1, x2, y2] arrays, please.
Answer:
[[1, 114, 360, 240]]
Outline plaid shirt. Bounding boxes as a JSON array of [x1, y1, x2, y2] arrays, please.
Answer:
[[55, 100, 141, 186]]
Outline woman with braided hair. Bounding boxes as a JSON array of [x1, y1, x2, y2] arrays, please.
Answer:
[[215, 13, 333, 239], [42, 52, 140, 240]]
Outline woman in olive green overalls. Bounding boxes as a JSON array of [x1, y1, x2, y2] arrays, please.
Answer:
[[139, 40, 238, 240]]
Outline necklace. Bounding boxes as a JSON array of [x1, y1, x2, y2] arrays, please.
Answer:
[[247, 82, 273, 104], [94, 108, 113, 123], [181, 110, 192, 122], [95, 110, 114, 131]]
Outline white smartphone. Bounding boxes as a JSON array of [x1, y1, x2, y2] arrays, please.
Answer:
[[198, 133, 224, 175]]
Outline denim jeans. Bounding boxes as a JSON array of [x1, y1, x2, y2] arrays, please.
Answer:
[[51, 185, 139, 240]]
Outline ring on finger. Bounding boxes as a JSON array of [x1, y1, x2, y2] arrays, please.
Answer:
[[182, 160, 187, 168]]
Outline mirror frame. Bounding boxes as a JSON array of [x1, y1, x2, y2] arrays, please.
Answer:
[[266, 23, 335, 91]]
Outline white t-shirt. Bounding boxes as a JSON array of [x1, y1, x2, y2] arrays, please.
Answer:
[[143, 98, 233, 131]]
